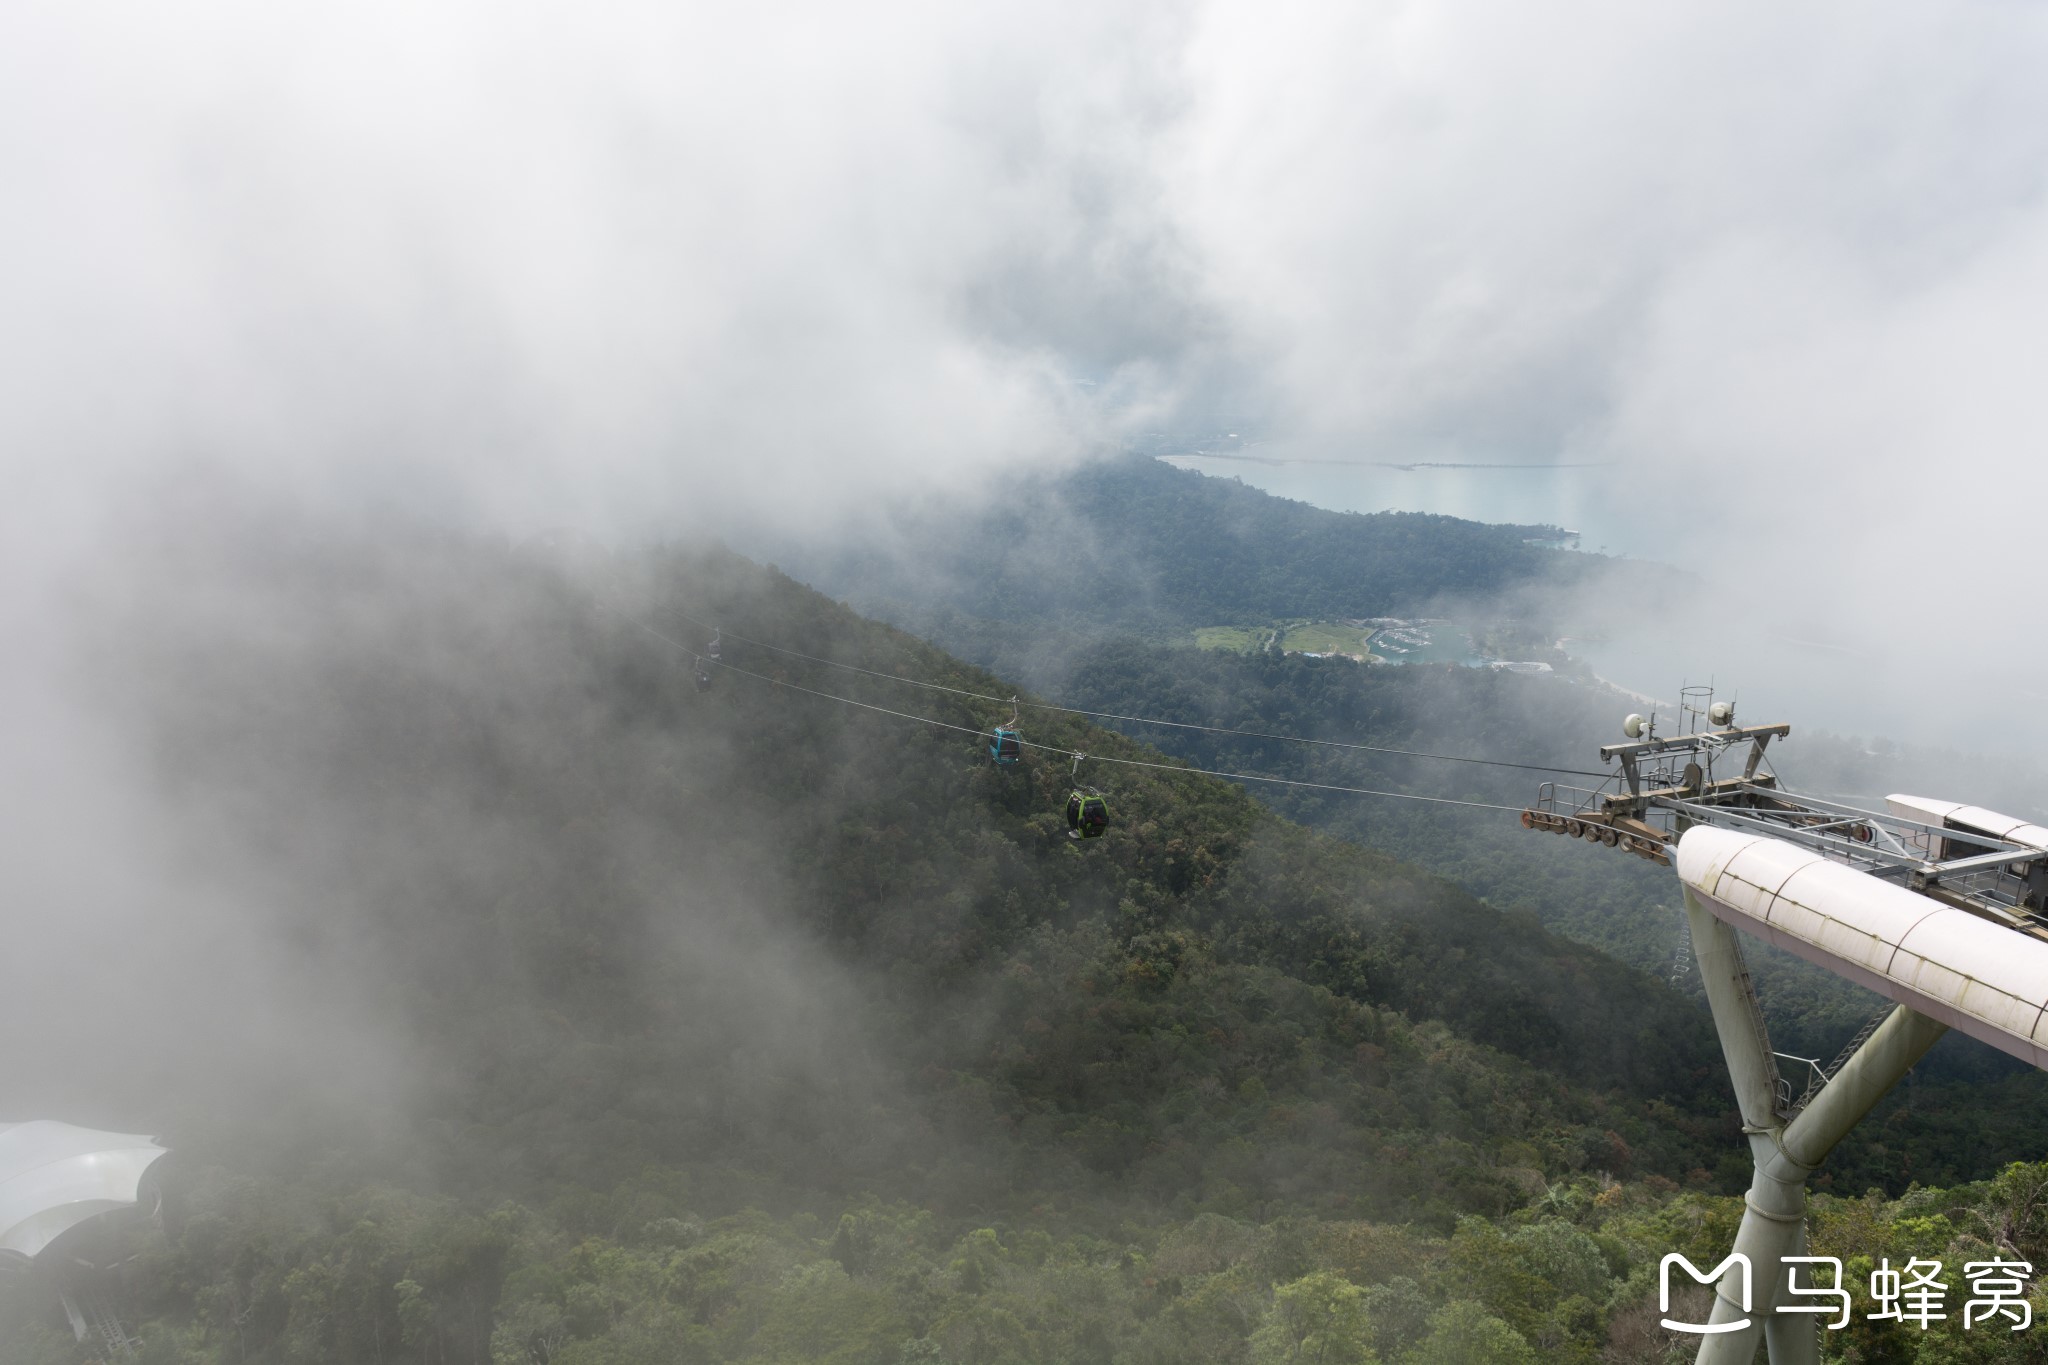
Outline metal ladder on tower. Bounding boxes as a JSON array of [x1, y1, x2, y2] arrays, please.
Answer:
[[62, 1286, 142, 1362], [1669, 911, 1694, 988], [1792, 1006, 1896, 1112]]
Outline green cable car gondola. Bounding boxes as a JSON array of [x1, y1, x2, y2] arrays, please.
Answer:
[[1065, 752, 1108, 838], [1066, 788, 1108, 839]]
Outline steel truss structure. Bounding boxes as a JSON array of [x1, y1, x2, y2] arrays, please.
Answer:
[[1522, 692, 2048, 1364]]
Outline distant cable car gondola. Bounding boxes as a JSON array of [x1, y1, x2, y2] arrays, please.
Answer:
[[989, 697, 1022, 765]]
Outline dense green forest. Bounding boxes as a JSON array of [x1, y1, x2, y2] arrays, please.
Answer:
[[1008, 640, 2048, 1196], [8, 516, 2046, 1363], [769, 456, 2048, 1197], [1, 525, 1714, 1363]]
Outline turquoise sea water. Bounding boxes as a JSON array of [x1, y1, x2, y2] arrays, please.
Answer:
[[1364, 622, 1485, 667]]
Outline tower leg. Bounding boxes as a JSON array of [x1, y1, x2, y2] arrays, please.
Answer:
[[1684, 889, 1784, 1363], [58, 1290, 90, 1344], [1762, 1218, 1818, 1365], [1682, 888, 1949, 1363]]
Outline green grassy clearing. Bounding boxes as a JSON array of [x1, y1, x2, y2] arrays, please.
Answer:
[[1193, 625, 1269, 651]]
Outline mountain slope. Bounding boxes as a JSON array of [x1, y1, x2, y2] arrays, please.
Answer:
[[0, 512, 1758, 1361], [757, 453, 1632, 637], [25, 509, 2048, 1363], [1014, 635, 2048, 1192], [90, 523, 1723, 1183], [751, 454, 2048, 1196]]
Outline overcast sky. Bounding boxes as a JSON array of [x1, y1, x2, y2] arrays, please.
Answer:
[[4, 0, 2047, 711]]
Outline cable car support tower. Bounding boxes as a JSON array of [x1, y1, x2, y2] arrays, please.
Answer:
[[1524, 687, 2048, 1364]]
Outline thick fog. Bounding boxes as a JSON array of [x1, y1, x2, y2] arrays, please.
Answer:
[[2, 0, 1192, 1135], [1158, 3, 2048, 753], [9, 1, 2045, 560], [5, 0, 2046, 1142]]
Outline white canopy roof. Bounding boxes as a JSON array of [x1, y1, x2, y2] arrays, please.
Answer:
[[0, 1121, 168, 1265], [1677, 825, 2048, 1070], [1886, 794, 2048, 853]]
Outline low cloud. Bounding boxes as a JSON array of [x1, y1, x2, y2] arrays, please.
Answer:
[[4, 0, 2045, 1140], [1161, 1, 2048, 751]]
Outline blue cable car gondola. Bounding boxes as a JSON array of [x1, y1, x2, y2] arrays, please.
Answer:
[[989, 697, 1022, 765]]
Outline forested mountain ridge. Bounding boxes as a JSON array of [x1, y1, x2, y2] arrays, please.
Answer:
[[4, 521, 1724, 1363], [759, 453, 1647, 637], [8, 521, 2044, 1364], [761, 454, 2048, 1198]]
